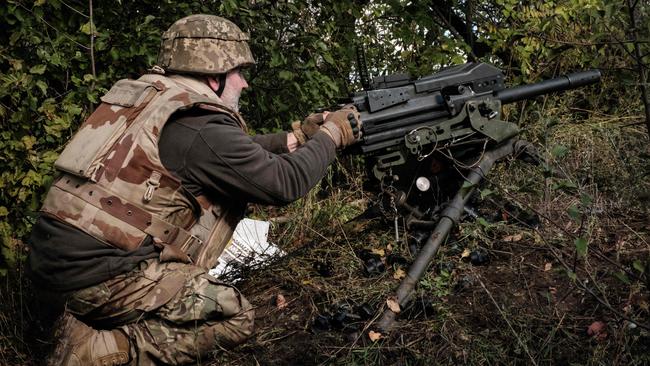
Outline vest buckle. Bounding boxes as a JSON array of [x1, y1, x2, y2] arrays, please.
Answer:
[[143, 171, 162, 203]]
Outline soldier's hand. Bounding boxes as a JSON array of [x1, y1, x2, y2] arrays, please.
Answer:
[[320, 106, 362, 148], [291, 112, 326, 145]]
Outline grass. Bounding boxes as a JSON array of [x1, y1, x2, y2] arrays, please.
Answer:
[[1, 95, 649, 365], [212, 100, 649, 365]]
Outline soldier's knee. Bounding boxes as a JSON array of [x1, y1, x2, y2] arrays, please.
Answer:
[[187, 274, 256, 347], [219, 294, 255, 346], [239, 295, 256, 337]]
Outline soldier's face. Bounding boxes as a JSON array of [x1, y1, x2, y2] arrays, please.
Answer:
[[216, 69, 248, 112]]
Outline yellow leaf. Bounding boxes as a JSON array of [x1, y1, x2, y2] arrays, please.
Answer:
[[276, 294, 287, 310], [386, 297, 401, 313], [503, 233, 523, 242], [371, 248, 385, 257], [461, 248, 471, 259], [21, 135, 36, 150], [393, 268, 406, 280], [368, 330, 382, 341]]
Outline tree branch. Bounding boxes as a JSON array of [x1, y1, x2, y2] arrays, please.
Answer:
[[428, 0, 516, 69], [626, 0, 650, 137]]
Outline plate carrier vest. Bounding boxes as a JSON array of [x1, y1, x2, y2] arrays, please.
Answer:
[[40, 74, 246, 267]]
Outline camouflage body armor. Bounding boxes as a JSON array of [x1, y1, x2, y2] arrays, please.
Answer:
[[41, 73, 246, 268]]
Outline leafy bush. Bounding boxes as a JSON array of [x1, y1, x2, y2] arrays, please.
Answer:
[[1, 0, 647, 275]]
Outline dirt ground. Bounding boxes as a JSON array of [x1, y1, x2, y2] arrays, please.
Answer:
[[1, 119, 649, 365], [208, 209, 648, 365], [209, 121, 650, 365]]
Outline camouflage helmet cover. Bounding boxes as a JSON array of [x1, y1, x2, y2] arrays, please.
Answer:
[[158, 14, 255, 75]]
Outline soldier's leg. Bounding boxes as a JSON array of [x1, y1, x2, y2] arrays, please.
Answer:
[[124, 262, 254, 364], [61, 259, 254, 365]]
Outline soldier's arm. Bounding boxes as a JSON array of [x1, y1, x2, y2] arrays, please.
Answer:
[[159, 112, 336, 205], [250, 132, 291, 154]]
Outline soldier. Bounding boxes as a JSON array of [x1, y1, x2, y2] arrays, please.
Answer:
[[27, 14, 361, 365]]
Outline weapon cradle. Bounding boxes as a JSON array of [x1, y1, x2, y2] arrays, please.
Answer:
[[376, 138, 536, 331]]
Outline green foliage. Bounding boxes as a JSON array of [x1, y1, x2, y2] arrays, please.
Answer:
[[574, 237, 588, 257], [0, 0, 179, 271], [1, 0, 649, 276], [551, 144, 569, 158], [632, 260, 645, 273], [219, 0, 361, 130]]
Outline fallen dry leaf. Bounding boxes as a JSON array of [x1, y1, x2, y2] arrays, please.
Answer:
[[393, 268, 406, 280], [371, 248, 385, 257], [503, 233, 523, 242], [458, 332, 470, 342], [275, 294, 287, 310], [623, 304, 632, 314], [386, 297, 401, 313], [461, 248, 471, 259], [544, 262, 552, 272], [368, 330, 382, 341], [587, 321, 608, 341]]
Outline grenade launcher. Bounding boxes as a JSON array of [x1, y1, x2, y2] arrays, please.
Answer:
[[345, 62, 601, 331]]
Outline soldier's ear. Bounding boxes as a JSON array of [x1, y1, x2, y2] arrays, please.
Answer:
[[206, 76, 220, 92]]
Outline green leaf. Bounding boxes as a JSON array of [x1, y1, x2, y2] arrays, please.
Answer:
[[64, 103, 83, 116], [477, 217, 490, 228], [551, 144, 569, 158], [323, 53, 335, 65], [633, 260, 645, 273], [614, 271, 631, 285], [0, 207, 8, 217], [567, 205, 581, 222], [566, 270, 577, 281], [21, 136, 36, 150], [575, 237, 588, 257], [36, 80, 48, 95], [80, 21, 96, 35], [29, 64, 47, 75], [278, 71, 294, 80], [110, 48, 120, 61], [479, 188, 494, 199], [21, 170, 42, 187], [42, 151, 59, 164], [316, 41, 328, 51], [552, 179, 577, 191], [270, 52, 283, 67]]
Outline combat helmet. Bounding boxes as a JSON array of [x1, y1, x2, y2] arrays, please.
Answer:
[[157, 14, 255, 75]]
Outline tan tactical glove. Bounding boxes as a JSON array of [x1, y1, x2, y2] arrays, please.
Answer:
[[291, 113, 326, 145], [320, 106, 362, 148]]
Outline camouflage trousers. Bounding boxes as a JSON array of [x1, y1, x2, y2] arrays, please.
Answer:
[[58, 259, 255, 365]]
